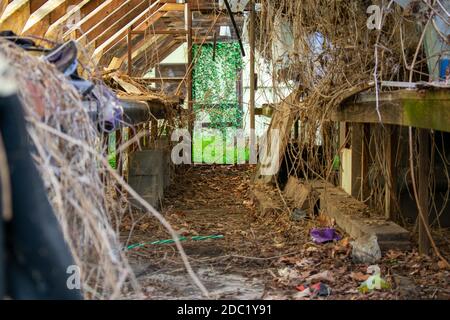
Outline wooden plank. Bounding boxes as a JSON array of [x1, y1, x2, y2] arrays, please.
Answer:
[[160, 3, 184, 11], [254, 93, 299, 183], [330, 89, 450, 133], [112, 74, 141, 94]]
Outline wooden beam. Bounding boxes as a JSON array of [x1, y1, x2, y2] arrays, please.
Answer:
[[330, 89, 450, 133], [0, 1, 8, 17], [131, 29, 187, 35], [137, 77, 184, 82], [29, 0, 47, 13], [127, 26, 132, 76]]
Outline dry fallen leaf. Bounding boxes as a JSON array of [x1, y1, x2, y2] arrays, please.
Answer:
[[307, 270, 335, 283], [351, 272, 370, 282], [438, 260, 449, 270]]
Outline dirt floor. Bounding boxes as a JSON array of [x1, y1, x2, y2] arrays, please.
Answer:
[[123, 166, 450, 300]]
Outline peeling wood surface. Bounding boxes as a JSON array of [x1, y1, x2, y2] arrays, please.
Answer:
[[330, 89, 450, 132]]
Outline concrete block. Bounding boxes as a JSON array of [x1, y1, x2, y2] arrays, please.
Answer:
[[311, 181, 410, 252], [128, 147, 170, 210], [128, 175, 163, 209], [129, 150, 164, 176]]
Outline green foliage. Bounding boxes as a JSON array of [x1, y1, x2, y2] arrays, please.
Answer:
[[107, 133, 117, 169], [192, 134, 250, 164], [192, 42, 244, 131]]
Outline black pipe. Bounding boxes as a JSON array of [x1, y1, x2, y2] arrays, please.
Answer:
[[120, 100, 152, 125], [223, 0, 246, 57]]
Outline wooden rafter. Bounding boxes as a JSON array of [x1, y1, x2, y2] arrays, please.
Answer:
[[0, 2, 8, 17], [131, 37, 181, 76], [79, 0, 146, 44], [63, 0, 124, 39], [95, 0, 186, 67], [91, 0, 165, 50], [0, 0, 44, 33], [103, 4, 183, 71], [45, 0, 104, 40], [90, 0, 167, 64], [22, 0, 85, 37]]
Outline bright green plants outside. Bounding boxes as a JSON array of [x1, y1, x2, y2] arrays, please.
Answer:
[[192, 42, 244, 164]]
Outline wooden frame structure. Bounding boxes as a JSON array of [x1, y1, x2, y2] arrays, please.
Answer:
[[332, 88, 450, 254], [0, 0, 245, 76]]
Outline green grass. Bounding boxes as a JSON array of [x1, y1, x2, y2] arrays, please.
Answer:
[[193, 135, 250, 164]]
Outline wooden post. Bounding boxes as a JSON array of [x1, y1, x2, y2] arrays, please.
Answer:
[[361, 124, 370, 201], [127, 27, 133, 76], [249, 0, 256, 163], [116, 129, 122, 176], [349, 123, 370, 201], [350, 123, 363, 199], [384, 125, 396, 220], [418, 128, 430, 254], [339, 122, 347, 187], [126, 127, 135, 182], [151, 118, 158, 143], [185, 1, 193, 136]]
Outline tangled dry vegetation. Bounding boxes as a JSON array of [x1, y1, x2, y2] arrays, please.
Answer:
[[0, 38, 141, 299], [256, 1, 449, 219]]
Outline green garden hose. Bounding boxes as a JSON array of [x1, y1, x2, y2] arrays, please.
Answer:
[[126, 235, 224, 250]]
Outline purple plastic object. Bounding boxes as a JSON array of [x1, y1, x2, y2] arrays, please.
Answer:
[[310, 228, 341, 244]]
